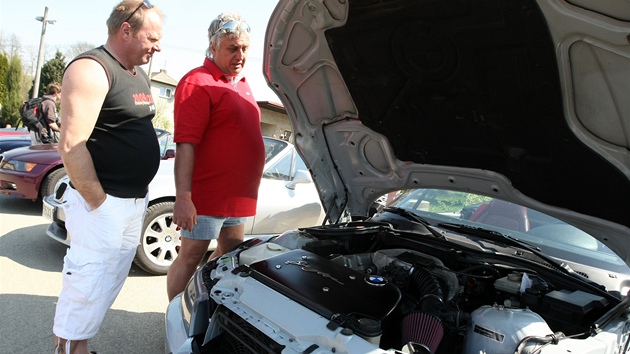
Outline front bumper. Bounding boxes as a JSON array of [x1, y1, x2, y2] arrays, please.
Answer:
[[164, 293, 193, 354], [42, 194, 70, 245]]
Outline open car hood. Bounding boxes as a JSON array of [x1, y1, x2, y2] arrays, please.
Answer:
[[263, 0, 630, 263]]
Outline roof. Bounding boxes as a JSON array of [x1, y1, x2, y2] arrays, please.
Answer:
[[257, 101, 286, 114], [150, 69, 178, 87]]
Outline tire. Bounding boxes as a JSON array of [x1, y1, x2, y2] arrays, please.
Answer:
[[133, 201, 181, 275], [40, 167, 66, 200]]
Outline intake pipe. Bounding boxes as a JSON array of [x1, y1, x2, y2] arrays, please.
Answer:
[[401, 268, 445, 353]]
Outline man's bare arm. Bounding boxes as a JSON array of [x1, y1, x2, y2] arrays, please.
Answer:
[[58, 58, 109, 210], [173, 142, 197, 231]]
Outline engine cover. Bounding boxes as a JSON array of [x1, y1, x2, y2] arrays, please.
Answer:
[[248, 249, 401, 321]]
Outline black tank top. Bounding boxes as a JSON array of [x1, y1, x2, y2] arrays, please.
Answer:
[[69, 46, 160, 198]]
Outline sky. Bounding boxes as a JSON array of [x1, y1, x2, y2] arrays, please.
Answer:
[[0, 0, 281, 102]]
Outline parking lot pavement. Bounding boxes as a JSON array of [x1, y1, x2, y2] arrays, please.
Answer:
[[0, 195, 169, 354]]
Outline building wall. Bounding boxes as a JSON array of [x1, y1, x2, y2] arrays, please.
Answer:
[[150, 83, 175, 130], [261, 109, 292, 139]]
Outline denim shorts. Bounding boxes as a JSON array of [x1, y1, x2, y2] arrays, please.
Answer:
[[181, 215, 248, 240]]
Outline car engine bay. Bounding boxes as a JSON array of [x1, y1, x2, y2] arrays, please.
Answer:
[[186, 221, 629, 354]]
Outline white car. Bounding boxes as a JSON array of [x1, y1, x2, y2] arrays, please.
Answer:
[[43, 136, 326, 275], [164, 0, 630, 353]]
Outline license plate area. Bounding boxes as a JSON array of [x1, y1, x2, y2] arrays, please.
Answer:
[[42, 201, 55, 222]]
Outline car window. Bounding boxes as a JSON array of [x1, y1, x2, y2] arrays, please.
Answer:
[[157, 134, 175, 158], [158, 135, 168, 156], [264, 139, 288, 163], [263, 150, 294, 181], [295, 153, 308, 172]]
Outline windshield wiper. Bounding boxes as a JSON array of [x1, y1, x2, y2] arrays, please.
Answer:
[[437, 222, 577, 275], [382, 207, 445, 239], [439, 222, 540, 249], [439, 222, 611, 297]]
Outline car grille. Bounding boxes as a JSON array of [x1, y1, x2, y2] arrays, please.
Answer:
[[214, 307, 285, 354]]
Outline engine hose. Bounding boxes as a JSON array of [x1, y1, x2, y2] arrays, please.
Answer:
[[513, 332, 565, 353], [408, 268, 444, 315]]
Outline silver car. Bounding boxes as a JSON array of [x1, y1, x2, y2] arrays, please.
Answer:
[[43, 136, 326, 275], [164, 0, 630, 353]]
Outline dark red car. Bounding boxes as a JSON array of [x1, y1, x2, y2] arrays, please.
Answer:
[[0, 143, 64, 200], [0, 128, 172, 201]]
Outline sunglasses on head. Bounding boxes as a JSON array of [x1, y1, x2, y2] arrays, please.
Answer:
[[124, 0, 153, 23], [212, 21, 251, 36]]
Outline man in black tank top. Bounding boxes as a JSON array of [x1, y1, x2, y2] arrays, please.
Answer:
[[52, 2, 163, 353]]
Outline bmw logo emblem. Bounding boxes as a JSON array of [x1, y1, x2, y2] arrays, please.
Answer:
[[365, 275, 387, 286]]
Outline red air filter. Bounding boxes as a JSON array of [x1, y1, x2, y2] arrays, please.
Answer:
[[402, 312, 444, 354]]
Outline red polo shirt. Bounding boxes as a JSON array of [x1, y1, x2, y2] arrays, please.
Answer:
[[174, 58, 265, 216]]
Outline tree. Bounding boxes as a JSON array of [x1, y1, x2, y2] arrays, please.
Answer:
[[65, 41, 95, 61], [152, 99, 173, 132], [2, 54, 23, 127], [0, 33, 22, 62], [37, 50, 66, 96], [0, 53, 8, 126], [0, 53, 8, 99]]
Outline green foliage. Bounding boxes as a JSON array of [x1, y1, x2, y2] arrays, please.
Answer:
[[464, 193, 493, 207], [420, 190, 491, 213], [152, 99, 173, 132], [0, 53, 8, 98], [425, 191, 466, 213], [38, 51, 66, 96], [0, 53, 9, 125], [2, 54, 23, 127]]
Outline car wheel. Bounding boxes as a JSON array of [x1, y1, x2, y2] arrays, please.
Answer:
[[40, 168, 66, 200], [133, 201, 180, 275]]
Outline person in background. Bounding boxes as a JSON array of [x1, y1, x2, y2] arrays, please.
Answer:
[[52, 1, 163, 353], [38, 82, 62, 143], [166, 12, 265, 301]]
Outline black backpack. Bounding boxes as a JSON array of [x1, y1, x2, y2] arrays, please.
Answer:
[[19, 97, 52, 130]]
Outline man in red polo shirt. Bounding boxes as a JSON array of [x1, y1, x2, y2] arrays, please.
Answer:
[[167, 12, 265, 301]]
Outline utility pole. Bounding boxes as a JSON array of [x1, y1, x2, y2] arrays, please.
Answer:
[[32, 7, 56, 99]]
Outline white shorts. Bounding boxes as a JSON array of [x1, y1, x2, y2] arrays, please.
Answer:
[[53, 188, 148, 340]]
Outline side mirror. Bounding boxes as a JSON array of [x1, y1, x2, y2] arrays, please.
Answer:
[[286, 169, 312, 190], [163, 149, 176, 160]]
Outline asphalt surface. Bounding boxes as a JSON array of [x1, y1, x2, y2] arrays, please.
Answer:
[[0, 194, 170, 354]]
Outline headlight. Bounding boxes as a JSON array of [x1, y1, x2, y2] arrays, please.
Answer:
[[1, 159, 37, 172]]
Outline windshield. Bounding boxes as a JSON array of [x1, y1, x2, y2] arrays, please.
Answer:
[[383, 189, 628, 274]]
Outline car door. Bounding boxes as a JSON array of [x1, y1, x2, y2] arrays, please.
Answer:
[[248, 146, 325, 234]]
